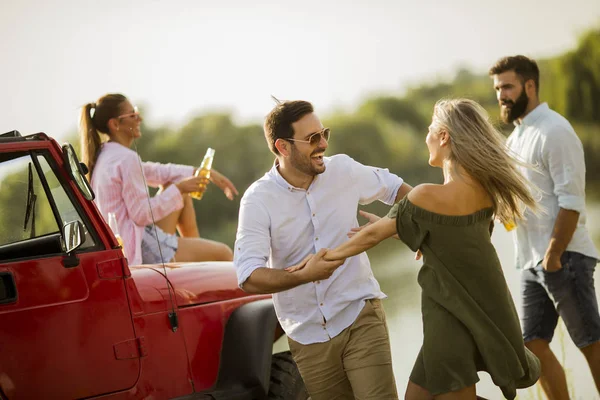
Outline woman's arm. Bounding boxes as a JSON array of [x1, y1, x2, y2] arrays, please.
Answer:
[[325, 216, 398, 261], [142, 160, 194, 187], [120, 156, 188, 227], [209, 169, 239, 200], [243, 250, 345, 293], [348, 210, 400, 240]]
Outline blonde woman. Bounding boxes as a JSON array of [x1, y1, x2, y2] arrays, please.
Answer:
[[317, 99, 541, 399]]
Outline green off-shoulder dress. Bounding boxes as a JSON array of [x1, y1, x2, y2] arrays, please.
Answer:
[[387, 198, 540, 399]]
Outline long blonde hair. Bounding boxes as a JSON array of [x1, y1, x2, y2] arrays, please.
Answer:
[[79, 93, 127, 179], [432, 98, 537, 224]]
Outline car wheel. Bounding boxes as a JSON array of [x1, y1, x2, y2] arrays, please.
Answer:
[[267, 351, 309, 400]]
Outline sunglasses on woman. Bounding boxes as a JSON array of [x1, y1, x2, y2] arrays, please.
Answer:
[[117, 106, 141, 120], [286, 128, 330, 146]]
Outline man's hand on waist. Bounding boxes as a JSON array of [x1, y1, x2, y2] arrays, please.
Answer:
[[542, 251, 563, 272]]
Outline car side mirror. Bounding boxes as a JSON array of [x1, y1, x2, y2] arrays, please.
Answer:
[[62, 220, 84, 254]]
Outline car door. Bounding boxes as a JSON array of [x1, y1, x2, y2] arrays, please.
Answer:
[[0, 149, 139, 399]]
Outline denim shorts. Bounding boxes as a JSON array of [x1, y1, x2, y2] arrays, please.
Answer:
[[141, 225, 178, 264], [521, 251, 600, 348]]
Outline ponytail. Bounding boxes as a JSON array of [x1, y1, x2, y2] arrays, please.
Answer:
[[78, 93, 127, 180], [79, 103, 101, 180]]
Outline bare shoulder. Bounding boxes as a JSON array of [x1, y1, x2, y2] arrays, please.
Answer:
[[407, 183, 493, 216], [407, 184, 444, 210]]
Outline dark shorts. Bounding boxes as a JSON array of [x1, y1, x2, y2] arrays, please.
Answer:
[[521, 251, 600, 348]]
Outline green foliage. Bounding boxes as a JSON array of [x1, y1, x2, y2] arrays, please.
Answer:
[[561, 29, 600, 123], [358, 96, 428, 133], [133, 113, 273, 238], [4, 26, 598, 247], [105, 24, 600, 245], [0, 160, 60, 246]]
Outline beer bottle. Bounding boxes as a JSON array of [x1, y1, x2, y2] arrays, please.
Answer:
[[503, 219, 516, 232], [190, 148, 215, 200], [108, 212, 126, 257]]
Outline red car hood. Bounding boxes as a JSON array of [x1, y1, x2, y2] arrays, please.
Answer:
[[130, 261, 254, 307]]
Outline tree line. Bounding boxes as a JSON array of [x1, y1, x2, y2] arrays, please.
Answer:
[[1, 27, 598, 247]]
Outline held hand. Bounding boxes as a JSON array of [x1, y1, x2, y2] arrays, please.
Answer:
[[285, 253, 314, 273], [296, 248, 346, 282], [210, 169, 239, 200], [348, 210, 399, 240], [348, 210, 381, 238], [415, 250, 422, 260], [176, 176, 207, 194], [543, 252, 563, 272]]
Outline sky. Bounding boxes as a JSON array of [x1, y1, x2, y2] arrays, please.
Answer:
[[1, 0, 599, 143]]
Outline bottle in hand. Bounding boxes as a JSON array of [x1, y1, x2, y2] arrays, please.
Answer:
[[503, 219, 516, 232], [190, 148, 215, 200], [108, 212, 126, 257]]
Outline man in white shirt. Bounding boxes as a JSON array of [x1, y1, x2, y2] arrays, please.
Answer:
[[490, 55, 600, 399], [234, 99, 411, 399]]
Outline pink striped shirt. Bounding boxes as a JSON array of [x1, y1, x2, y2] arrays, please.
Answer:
[[91, 142, 194, 265]]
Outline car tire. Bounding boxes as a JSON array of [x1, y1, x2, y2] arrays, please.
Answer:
[[267, 351, 309, 400]]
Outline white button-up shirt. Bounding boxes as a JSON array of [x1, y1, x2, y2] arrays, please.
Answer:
[[507, 103, 598, 270], [234, 154, 403, 344]]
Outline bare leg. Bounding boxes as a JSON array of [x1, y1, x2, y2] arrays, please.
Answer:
[[155, 185, 200, 237], [580, 340, 600, 394], [434, 385, 476, 400], [176, 194, 200, 237], [154, 185, 231, 262], [155, 207, 183, 235], [526, 339, 570, 400], [173, 237, 233, 262], [405, 381, 433, 400]]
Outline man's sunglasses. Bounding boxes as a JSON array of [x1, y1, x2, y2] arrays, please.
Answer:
[[286, 128, 330, 146]]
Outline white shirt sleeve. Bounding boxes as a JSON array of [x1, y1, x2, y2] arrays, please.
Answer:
[[346, 156, 403, 205], [541, 125, 586, 213], [233, 194, 272, 287]]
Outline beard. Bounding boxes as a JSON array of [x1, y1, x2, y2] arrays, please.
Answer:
[[289, 145, 326, 176], [501, 88, 529, 124]]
